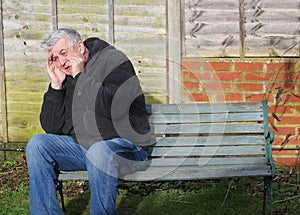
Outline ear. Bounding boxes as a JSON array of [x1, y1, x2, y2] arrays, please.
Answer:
[[77, 41, 85, 54]]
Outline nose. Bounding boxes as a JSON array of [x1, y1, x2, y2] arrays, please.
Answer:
[[59, 57, 66, 66]]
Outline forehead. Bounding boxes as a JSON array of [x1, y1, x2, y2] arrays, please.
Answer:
[[51, 38, 72, 54]]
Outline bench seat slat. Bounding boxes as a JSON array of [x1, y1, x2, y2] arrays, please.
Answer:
[[146, 157, 268, 166], [149, 112, 263, 123], [58, 163, 271, 182], [123, 165, 271, 181], [151, 123, 264, 134], [151, 135, 265, 146], [147, 102, 263, 114], [149, 145, 265, 157]]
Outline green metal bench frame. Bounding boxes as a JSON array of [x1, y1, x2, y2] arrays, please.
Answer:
[[58, 100, 275, 214]]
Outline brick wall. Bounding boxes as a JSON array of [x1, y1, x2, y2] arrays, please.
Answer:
[[182, 58, 300, 166]]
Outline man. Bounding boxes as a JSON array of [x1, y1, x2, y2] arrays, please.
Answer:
[[26, 28, 151, 215]]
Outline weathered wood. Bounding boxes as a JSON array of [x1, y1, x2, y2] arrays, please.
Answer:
[[113, 0, 167, 103], [149, 145, 265, 157], [57, 101, 274, 214], [51, 0, 57, 30], [0, 0, 8, 143], [183, 0, 299, 57], [60, 165, 272, 181], [138, 157, 268, 167], [59, 101, 273, 181], [123, 167, 272, 181], [150, 135, 265, 147], [167, 0, 182, 103], [108, 0, 114, 44], [149, 112, 263, 123], [148, 102, 263, 114]]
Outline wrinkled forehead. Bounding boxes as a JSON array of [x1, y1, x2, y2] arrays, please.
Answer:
[[50, 38, 73, 54]]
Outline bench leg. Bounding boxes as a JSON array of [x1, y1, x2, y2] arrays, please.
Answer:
[[263, 177, 273, 215], [56, 180, 66, 212]]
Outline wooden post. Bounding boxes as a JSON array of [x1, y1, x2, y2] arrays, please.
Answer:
[[0, 0, 9, 156], [51, 0, 58, 31], [166, 0, 182, 104], [239, 0, 245, 58], [108, 0, 115, 45]]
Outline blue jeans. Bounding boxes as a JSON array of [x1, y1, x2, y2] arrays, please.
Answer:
[[26, 134, 148, 215]]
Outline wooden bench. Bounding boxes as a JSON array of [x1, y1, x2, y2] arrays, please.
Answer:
[[58, 100, 275, 214]]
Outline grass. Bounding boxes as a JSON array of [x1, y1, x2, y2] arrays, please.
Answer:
[[1, 156, 300, 215]]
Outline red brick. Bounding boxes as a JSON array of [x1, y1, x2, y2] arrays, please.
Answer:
[[268, 83, 294, 92], [273, 149, 298, 156], [273, 127, 296, 136], [235, 62, 264, 71], [182, 61, 201, 71], [245, 94, 266, 102], [267, 62, 295, 72], [289, 94, 300, 102], [273, 157, 300, 166], [245, 71, 272, 81], [275, 71, 298, 82], [183, 71, 211, 81], [236, 83, 264, 92], [295, 105, 300, 113], [183, 82, 199, 90], [215, 72, 242, 81], [276, 116, 300, 125], [190, 93, 209, 102], [203, 62, 232, 71], [217, 93, 243, 102], [272, 136, 284, 145], [269, 105, 293, 114], [201, 82, 231, 91]]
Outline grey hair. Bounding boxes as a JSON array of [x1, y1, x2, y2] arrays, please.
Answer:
[[41, 28, 82, 51]]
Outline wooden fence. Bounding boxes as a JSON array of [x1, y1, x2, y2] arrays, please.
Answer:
[[0, 0, 299, 146]]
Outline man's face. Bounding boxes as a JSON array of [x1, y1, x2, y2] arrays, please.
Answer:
[[50, 38, 82, 75]]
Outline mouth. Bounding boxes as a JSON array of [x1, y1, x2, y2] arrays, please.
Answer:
[[63, 66, 72, 75]]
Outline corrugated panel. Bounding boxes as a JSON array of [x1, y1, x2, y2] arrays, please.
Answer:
[[184, 0, 240, 57], [244, 0, 300, 57], [183, 0, 300, 57]]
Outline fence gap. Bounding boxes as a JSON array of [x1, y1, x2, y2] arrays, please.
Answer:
[[51, 0, 58, 30], [108, 0, 115, 45], [239, 0, 245, 58], [0, 0, 9, 159]]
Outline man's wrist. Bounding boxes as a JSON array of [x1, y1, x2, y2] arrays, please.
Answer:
[[50, 83, 63, 90]]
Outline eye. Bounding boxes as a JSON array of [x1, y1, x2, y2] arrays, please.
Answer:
[[61, 51, 67, 56], [52, 56, 58, 62]]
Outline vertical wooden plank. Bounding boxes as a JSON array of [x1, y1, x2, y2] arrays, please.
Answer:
[[166, 0, 182, 104], [239, 0, 245, 58], [108, 0, 115, 45], [0, 0, 8, 145], [51, 0, 58, 31]]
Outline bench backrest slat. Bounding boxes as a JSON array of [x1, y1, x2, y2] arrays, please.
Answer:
[[149, 112, 263, 123], [149, 145, 265, 157], [151, 135, 265, 146], [147, 102, 263, 114], [151, 124, 264, 135], [148, 157, 268, 167]]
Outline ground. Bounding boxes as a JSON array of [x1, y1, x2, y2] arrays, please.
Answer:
[[1, 157, 300, 215]]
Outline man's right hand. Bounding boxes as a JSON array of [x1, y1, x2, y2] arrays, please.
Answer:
[[47, 51, 66, 90]]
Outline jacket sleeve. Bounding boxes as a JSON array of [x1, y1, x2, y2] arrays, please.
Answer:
[[40, 84, 66, 134]]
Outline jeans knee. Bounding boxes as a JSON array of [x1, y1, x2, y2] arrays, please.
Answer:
[[26, 134, 54, 166], [86, 141, 110, 162], [26, 134, 45, 154]]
